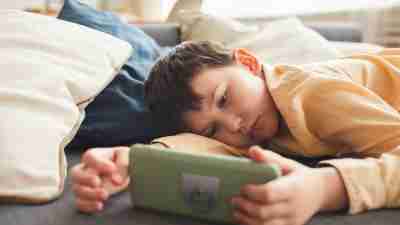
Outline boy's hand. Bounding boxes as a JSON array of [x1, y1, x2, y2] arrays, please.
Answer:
[[231, 146, 348, 225], [70, 146, 130, 213]]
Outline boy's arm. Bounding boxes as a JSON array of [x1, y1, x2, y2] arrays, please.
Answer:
[[318, 148, 400, 214], [266, 49, 400, 214], [299, 52, 400, 214]]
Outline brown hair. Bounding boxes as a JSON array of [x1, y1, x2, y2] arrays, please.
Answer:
[[144, 41, 234, 133]]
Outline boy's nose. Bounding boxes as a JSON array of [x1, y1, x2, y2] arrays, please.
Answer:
[[224, 115, 243, 133]]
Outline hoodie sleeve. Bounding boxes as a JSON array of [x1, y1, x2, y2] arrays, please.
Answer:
[[300, 49, 400, 214]]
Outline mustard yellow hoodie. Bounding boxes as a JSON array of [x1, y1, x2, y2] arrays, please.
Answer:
[[151, 49, 400, 215], [264, 48, 400, 214]]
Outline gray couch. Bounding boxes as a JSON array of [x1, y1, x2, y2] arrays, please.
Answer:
[[1, 23, 398, 225]]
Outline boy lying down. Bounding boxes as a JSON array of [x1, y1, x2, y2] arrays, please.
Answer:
[[71, 41, 400, 225]]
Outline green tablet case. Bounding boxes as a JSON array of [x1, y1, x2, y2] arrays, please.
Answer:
[[129, 144, 281, 224]]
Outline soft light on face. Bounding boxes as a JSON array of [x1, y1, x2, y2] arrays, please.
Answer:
[[183, 64, 280, 148]]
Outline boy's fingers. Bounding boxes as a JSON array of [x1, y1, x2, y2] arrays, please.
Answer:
[[248, 146, 304, 174], [240, 182, 290, 204], [232, 209, 261, 225], [82, 148, 117, 175], [102, 176, 130, 195], [76, 198, 103, 214], [114, 147, 130, 167], [231, 197, 288, 220], [72, 184, 108, 201], [110, 147, 130, 185], [248, 146, 284, 163], [70, 164, 102, 188]]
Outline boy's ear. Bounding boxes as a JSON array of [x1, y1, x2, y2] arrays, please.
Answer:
[[233, 48, 263, 77]]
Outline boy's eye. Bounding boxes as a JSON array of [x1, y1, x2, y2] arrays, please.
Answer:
[[217, 90, 228, 108]]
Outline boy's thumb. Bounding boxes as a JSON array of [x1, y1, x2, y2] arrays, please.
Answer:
[[110, 147, 130, 185], [114, 147, 130, 168], [248, 146, 269, 162], [82, 150, 117, 175]]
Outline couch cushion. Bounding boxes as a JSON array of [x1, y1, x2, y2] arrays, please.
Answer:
[[330, 41, 383, 56], [0, 10, 131, 203], [58, 0, 172, 150], [168, 9, 342, 65], [137, 24, 181, 47], [228, 18, 343, 64]]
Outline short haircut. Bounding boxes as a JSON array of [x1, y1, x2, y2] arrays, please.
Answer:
[[144, 41, 234, 133]]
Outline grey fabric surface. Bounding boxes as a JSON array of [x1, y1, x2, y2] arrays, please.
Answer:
[[138, 23, 181, 46], [0, 150, 398, 225], [307, 22, 362, 42]]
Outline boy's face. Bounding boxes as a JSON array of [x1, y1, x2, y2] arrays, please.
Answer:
[[183, 61, 280, 148]]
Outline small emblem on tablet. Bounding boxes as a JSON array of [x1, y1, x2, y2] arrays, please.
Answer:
[[182, 174, 219, 214]]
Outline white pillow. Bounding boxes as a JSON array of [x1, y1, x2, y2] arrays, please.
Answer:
[[166, 0, 203, 23], [0, 10, 132, 203], [228, 18, 343, 64], [169, 10, 342, 65], [330, 41, 383, 56]]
